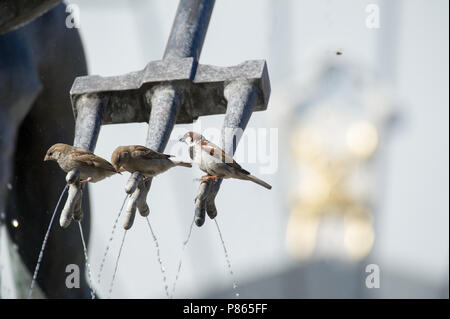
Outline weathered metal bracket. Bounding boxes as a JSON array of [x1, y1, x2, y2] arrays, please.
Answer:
[[69, 59, 269, 125]]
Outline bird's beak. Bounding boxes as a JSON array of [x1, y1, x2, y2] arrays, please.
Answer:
[[43, 155, 50, 161], [114, 165, 124, 174]]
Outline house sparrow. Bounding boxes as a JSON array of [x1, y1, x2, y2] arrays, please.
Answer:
[[179, 131, 272, 190], [44, 143, 116, 183], [111, 145, 192, 178]]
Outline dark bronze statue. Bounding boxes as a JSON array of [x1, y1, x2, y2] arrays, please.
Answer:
[[0, 2, 92, 298]]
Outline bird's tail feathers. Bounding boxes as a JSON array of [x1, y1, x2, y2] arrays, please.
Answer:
[[174, 161, 192, 168], [246, 175, 272, 190]]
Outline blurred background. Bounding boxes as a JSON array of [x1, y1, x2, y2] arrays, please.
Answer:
[[1, 0, 448, 298]]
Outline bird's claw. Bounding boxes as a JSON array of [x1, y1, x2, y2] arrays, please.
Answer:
[[79, 177, 92, 184], [199, 175, 219, 183]]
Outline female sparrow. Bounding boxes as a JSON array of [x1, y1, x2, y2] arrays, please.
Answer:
[[179, 131, 272, 189], [111, 145, 192, 178], [44, 143, 117, 183]]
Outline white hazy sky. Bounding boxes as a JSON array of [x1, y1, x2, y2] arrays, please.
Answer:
[[58, 0, 449, 298]]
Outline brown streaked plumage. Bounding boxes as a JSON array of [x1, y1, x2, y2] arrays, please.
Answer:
[[179, 131, 272, 189], [111, 145, 192, 178], [44, 143, 116, 183]]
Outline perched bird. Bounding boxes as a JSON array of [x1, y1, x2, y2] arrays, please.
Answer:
[[44, 143, 117, 183], [179, 131, 272, 190], [111, 145, 192, 178]]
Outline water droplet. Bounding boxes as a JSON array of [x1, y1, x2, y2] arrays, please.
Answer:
[[146, 217, 170, 298], [98, 194, 128, 286], [29, 185, 67, 299], [11, 219, 19, 228], [7, 183, 12, 190], [214, 219, 240, 299], [78, 222, 95, 299], [108, 230, 127, 298], [172, 217, 195, 298]]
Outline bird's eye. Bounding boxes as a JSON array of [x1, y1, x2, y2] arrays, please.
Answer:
[[119, 153, 127, 161], [49, 152, 53, 156]]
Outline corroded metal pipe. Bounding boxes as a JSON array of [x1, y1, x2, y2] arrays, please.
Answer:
[[73, 94, 106, 150], [61, 94, 107, 228], [164, 0, 215, 62], [124, 0, 215, 228]]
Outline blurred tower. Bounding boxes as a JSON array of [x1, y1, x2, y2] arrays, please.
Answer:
[[285, 60, 394, 262], [277, 0, 398, 297]]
